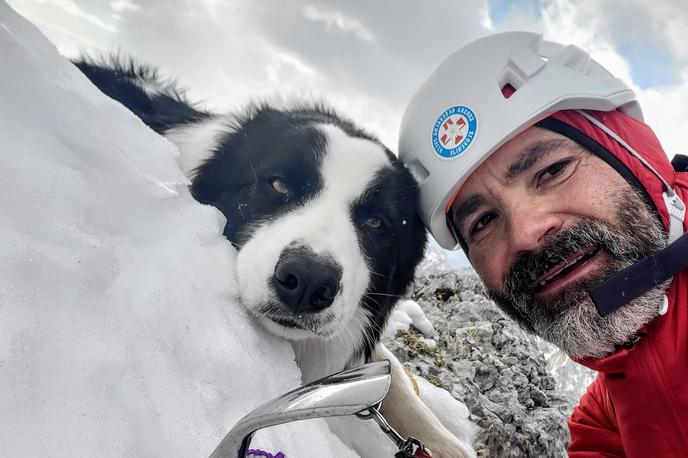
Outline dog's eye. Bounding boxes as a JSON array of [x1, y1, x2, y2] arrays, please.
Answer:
[[363, 217, 383, 229], [270, 177, 289, 195]]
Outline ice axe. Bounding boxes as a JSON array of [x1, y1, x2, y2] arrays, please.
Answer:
[[208, 360, 432, 458]]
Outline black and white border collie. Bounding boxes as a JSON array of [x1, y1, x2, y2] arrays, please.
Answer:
[[75, 58, 473, 457]]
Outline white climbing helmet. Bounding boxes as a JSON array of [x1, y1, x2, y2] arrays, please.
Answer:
[[399, 31, 642, 250]]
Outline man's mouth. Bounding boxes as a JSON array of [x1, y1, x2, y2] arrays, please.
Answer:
[[530, 245, 602, 294]]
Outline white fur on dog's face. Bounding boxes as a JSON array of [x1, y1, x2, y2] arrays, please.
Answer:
[[235, 124, 390, 342], [166, 116, 228, 179]]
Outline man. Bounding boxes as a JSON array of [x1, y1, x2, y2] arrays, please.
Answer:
[[399, 32, 688, 456]]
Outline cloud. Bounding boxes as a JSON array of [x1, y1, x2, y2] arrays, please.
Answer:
[[7, 0, 494, 147], [303, 4, 375, 43], [50, 0, 116, 31], [8, 0, 687, 154], [6, 0, 118, 55]]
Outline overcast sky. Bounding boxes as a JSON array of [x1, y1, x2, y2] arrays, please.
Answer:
[[7, 0, 687, 267]]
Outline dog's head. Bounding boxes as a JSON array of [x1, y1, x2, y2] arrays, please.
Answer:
[[188, 104, 426, 356]]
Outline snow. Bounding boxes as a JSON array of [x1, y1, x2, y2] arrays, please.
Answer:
[[383, 300, 436, 339], [416, 378, 478, 448], [0, 2, 360, 456]]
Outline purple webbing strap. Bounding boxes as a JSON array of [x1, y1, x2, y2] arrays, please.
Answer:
[[589, 232, 688, 317], [247, 449, 286, 458]]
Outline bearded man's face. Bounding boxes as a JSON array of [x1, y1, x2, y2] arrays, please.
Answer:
[[450, 127, 668, 359]]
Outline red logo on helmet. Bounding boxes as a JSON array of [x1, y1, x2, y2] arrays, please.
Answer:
[[440, 115, 468, 148], [432, 105, 477, 159]]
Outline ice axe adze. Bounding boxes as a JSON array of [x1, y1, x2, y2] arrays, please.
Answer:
[[209, 361, 394, 458]]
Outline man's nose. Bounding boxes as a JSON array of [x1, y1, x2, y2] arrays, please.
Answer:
[[507, 203, 562, 257]]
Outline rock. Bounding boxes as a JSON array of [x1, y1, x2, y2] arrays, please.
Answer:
[[384, 270, 595, 457]]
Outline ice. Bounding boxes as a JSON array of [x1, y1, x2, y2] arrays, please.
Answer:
[[0, 2, 357, 456]]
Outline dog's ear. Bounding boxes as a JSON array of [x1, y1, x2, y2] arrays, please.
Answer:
[[189, 170, 217, 205], [74, 56, 210, 134], [189, 151, 250, 206]]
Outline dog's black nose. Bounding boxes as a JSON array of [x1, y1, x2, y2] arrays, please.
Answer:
[[273, 246, 342, 314]]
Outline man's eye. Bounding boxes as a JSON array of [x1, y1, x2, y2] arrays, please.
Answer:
[[469, 212, 496, 236], [537, 160, 571, 186]]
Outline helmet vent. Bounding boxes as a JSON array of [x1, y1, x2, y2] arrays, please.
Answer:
[[406, 158, 430, 184], [501, 84, 516, 99]]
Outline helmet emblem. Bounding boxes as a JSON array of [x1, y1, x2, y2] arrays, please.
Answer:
[[431, 105, 477, 159]]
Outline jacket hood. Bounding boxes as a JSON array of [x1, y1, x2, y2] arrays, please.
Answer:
[[547, 109, 679, 232], [542, 109, 688, 372]]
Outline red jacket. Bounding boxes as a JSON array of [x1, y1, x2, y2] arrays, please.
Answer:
[[549, 110, 688, 457]]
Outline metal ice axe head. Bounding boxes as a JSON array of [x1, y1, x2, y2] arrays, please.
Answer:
[[209, 360, 392, 458]]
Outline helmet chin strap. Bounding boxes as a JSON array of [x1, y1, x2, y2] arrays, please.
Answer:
[[588, 232, 688, 317], [574, 110, 687, 317]]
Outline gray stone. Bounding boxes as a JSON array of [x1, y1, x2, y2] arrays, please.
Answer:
[[384, 270, 593, 458]]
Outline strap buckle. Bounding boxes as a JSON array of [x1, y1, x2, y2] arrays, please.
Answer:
[[356, 403, 433, 457], [663, 190, 686, 243]]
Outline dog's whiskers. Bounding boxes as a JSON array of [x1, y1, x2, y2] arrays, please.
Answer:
[[353, 307, 379, 357], [365, 292, 402, 298], [368, 269, 390, 279], [362, 294, 384, 309]]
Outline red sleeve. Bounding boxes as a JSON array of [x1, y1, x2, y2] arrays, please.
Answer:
[[568, 376, 625, 457]]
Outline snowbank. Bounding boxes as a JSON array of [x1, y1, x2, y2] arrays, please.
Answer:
[[0, 2, 358, 456]]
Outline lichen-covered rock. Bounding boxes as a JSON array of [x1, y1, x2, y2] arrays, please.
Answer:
[[384, 270, 595, 457]]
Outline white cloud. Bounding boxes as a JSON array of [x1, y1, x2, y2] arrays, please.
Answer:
[[636, 78, 688, 158], [303, 4, 375, 43], [5, 0, 686, 158], [50, 0, 116, 31], [110, 0, 139, 14], [6, 0, 493, 147]]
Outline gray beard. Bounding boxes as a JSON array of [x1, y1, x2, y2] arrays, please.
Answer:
[[488, 189, 668, 359]]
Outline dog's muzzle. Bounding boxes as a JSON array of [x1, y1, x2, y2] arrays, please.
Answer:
[[272, 245, 343, 314]]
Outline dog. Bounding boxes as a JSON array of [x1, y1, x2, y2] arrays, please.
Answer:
[[75, 57, 474, 457]]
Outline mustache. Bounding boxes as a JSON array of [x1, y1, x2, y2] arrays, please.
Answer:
[[503, 218, 636, 301]]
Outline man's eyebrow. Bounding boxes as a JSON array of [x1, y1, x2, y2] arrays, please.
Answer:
[[451, 138, 576, 236], [451, 193, 486, 235], [505, 138, 570, 180]]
